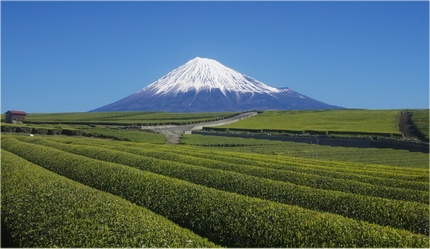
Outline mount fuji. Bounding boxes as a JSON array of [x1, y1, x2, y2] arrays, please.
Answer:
[[91, 57, 341, 112]]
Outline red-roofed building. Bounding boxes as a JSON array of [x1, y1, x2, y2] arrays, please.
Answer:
[[5, 110, 28, 123]]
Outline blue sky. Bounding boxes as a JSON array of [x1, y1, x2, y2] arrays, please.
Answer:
[[2, 1, 429, 113]]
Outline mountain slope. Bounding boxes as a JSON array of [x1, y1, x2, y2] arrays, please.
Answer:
[[91, 57, 341, 112]]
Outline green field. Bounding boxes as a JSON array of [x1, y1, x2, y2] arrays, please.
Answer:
[[1, 109, 429, 247], [181, 134, 429, 168], [217, 109, 402, 135], [18, 111, 238, 125], [410, 109, 429, 140]]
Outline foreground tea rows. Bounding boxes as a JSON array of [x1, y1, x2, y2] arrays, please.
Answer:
[[1, 150, 217, 248], [12, 135, 430, 235], [2, 135, 429, 247]]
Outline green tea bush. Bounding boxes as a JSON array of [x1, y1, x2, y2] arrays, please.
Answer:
[[1, 149, 217, 248], [2, 137, 428, 247]]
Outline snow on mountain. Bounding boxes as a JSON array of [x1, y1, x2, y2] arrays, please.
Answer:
[[91, 57, 341, 112], [141, 57, 281, 96]]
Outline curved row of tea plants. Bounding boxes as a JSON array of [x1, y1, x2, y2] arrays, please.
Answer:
[[17, 135, 427, 199], [23, 135, 427, 186], [182, 148, 429, 184], [134, 149, 428, 203], [170, 145, 429, 182], [2, 137, 428, 248], [1, 149, 217, 248], [15, 136, 427, 204], [177, 144, 428, 174], [181, 133, 429, 168], [10, 136, 430, 235], [107, 144, 427, 191]]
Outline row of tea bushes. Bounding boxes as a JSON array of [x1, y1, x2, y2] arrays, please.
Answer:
[[2, 136, 429, 247], [100, 142, 427, 191], [170, 146, 429, 182], [202, 126, 402, 138], [1, 124, 84, 136], [15, 136, 429, 234], [20, 136, 427, 204], [1, 149, 217, 248]]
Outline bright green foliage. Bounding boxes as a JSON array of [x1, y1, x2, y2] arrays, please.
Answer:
[[20, 136, 428, 203], [1, 149, 218, 248], [1, 122, 166, 143], [2, 136, 429, 247], [81, 127, 166, 143], [24, 111, 238, 125], [218, 109, 402, 135], [410, 109, 429, 140], [182, 134, 430, 168], [13, 136, 430, 234], [171, 145, 428, 182]]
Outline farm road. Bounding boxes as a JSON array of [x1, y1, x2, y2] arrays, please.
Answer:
[[149, 111, 257, 144]]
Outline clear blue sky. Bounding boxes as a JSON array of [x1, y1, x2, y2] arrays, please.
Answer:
[[2, 1, 429, 113]]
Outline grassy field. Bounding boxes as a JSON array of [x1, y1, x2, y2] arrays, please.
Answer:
[[16, 111, 239, 125], [217, 109, 402, 135], [410, 109, 429, 140]]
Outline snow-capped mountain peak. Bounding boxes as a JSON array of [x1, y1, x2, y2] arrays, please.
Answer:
[[141, 57, 281, 96], [91, 57, 342, 112]]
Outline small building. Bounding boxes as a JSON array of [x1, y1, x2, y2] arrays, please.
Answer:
[[5, 110, 27, 123]]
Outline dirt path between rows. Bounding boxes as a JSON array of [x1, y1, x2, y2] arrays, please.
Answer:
[[149, 112, 257, 144]]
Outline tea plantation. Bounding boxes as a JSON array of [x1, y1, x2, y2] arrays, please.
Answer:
[[2, 133, 429, 247], [216, 109, 403, 135]]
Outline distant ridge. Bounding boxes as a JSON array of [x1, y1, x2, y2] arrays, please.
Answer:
[[91, 57, 342, 112]]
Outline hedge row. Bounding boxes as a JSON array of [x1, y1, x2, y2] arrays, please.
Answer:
[[1, 149, 217, 248], [203, 127, 402, 138], [25, 112, 243, 126], [26, 135, 427, 183], [1, 124, 83, 136], [11, 136, 430, 235], [222, 148, 429, 175], [170, 146, 429, 183], [104, 143, 428, 192], [18, 136, 427, 203], [192, 148, 428, 190], [124, 146, 429, 203], [2, 137, 428, 247]]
